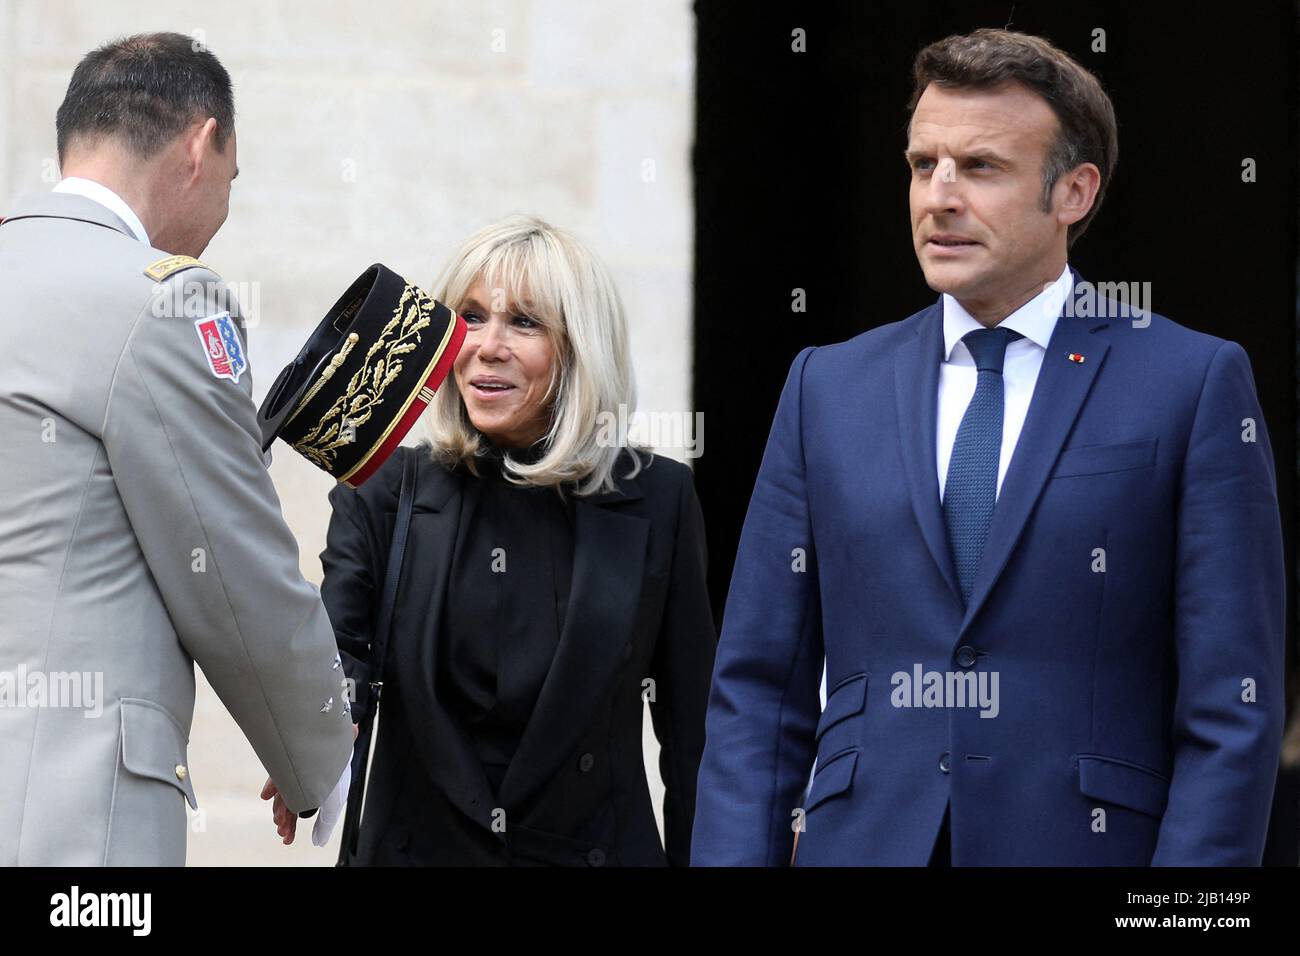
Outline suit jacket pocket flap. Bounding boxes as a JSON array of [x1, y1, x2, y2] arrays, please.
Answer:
[[506, 821, 603, 866], [815, 673, 867, 741], [121, 698, 197, 809], [1077, 754, 1168, 818], [1053, 438, 1157, 478], [805, 748, 857, 812]]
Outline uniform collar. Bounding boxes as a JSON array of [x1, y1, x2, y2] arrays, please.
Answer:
[[52, 177, 150, 244], [4, 190, 140, 241], [942, 263, 1072, 361]]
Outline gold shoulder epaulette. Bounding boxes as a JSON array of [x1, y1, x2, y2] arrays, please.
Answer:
[[144, 255, 209, 281]]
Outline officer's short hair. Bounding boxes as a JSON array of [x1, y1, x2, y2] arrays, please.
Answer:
[[56, 31, 234, 163]]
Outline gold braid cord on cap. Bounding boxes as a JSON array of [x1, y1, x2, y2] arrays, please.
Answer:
[[294, 332, 360, 413], [291, 283, 435, 471]]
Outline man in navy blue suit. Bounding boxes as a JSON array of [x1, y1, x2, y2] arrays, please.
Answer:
[[691, 28, 1286, 866]]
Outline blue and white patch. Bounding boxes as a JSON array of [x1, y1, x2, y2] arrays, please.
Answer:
[[193, 311, 248, 384]]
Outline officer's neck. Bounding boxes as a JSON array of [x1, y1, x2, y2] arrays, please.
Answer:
[[60, 148, 164, 247]]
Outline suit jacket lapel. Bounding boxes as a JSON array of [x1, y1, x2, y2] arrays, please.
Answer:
[[958, 271, 1111, 634], [497, 475, 649, 810], [895, 301, 964, 607], [389, 466, 497, 827]]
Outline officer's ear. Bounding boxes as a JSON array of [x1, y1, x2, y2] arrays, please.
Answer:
[[181, 117, 221, 185]]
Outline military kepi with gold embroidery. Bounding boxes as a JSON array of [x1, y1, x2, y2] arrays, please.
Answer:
[[256, 263, 466, 487]]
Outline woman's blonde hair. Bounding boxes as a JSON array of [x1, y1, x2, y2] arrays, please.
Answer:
[[423, 214, 645, 496]]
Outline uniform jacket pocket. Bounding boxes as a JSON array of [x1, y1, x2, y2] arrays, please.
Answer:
[[120, 698, 197, 809]]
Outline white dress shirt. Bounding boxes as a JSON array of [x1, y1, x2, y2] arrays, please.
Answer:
[[936, 264, 1072, 503], [52, 176, 150, 245]]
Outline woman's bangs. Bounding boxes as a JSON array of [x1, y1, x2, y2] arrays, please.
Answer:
[[478, 240, 564, 334]]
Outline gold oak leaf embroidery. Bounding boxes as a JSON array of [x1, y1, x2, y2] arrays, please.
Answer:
[[292, 284, 434, 469]]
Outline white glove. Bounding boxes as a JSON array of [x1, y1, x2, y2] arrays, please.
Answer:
[[311, 760, 352, 847]]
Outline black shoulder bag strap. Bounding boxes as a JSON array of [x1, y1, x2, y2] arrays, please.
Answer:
[[337, 449, 418, 866]]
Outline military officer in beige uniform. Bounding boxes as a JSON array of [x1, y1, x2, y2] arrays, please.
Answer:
[[0, 33, 353, 865]]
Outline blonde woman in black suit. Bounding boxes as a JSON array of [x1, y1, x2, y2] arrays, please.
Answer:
[[320, 215, 716, 866]]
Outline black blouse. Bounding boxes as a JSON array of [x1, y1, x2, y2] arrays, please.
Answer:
[[436, 443, 576, 794]]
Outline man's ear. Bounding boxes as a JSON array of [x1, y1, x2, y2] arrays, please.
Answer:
[[182, 117, 220, 185], [1054, 161, 1101, 228]]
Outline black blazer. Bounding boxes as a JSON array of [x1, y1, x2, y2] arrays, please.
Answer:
[[320, 443, 716, 866]]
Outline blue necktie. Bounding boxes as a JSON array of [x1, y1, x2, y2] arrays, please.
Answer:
[[943, 327, 1023, 605]]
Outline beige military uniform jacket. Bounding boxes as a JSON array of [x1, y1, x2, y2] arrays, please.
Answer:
[[0, 191, 353, 865]]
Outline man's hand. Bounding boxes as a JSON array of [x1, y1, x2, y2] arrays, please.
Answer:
[[260, 776, 298, 845], [261, 723, 359, 845]]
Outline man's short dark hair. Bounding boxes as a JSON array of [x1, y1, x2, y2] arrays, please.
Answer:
[[56, 32, 234, 163], [907, 28, 1119, 248]]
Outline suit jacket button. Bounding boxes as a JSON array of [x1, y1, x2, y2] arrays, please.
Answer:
[[623, 641, 633, 660], [955, 645, 977, 668], [578, 753, 595, 773], [587, 848, 606, 866], [174, 765, 188, 781], [939, 752, 951, 774]]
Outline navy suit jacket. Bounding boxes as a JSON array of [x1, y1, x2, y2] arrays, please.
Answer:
[[692, 272, 1287, 866]]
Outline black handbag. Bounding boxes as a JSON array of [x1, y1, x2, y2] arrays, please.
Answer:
[[336, 448, 418, 866]]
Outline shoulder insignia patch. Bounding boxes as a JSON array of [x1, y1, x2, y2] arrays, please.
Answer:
[[145, 255, 208, 281], [194, 312, 248, 383]]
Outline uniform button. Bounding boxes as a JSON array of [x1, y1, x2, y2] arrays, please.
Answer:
[[939, 752, 950, 774], [586, 848, 606, 867], [623, 641, 633, 660], [955, 645, 978, 668], [578, 753, 595, 773], [174, 765, 188, 781]]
